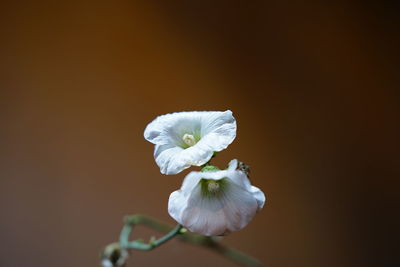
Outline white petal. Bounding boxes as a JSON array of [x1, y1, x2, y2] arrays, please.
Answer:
[[144, 111, 231, 145], [250, 185, 266, 210], [168, 190, 188, 224], [154, 144, 214, 175], [144, 111, 202, 146], [227, 159, 238, 171], [198, 110, 237, 152], [180, 171, 204, 194], [225, 169, 251, 189], [222, 160, 254, 191], [225, 159, 266, 209], [221, 182, 259, 232], [180, 168, 233, 193], [153, 145, 185, 174]]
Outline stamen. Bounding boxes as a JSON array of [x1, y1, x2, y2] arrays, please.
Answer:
[[207, 181, 220, 193], [200, 178, 227, 197], [182, 133, 197, 147]]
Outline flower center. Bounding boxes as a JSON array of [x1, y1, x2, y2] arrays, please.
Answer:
[[182, 133, 197, 147], [200, 178, 228, 198], [207, 181, 220, 193]]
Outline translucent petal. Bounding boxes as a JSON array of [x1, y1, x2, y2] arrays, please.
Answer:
[[250, 185, 266, 210], [198, 110, 237, 151], [153, 145, 185, 175], [224, 159, 266, 210], [168, 190, 188, 224], [154, 143, 215, 175], [181, 169, 230, 193]]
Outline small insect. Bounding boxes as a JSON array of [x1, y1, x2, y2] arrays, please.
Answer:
[[237, 161, 250, 176]]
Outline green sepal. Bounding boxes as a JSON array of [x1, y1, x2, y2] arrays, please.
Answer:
[[201, 165, 220, 172]]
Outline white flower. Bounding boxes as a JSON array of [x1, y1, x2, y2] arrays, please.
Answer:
[[168, 159, 265, 236], [144, 110, 237, 175]]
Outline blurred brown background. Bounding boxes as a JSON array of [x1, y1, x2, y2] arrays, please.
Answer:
[[0, 1, 399, 267]]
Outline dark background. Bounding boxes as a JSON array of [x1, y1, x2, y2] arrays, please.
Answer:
[[0, 1, 399, 266]]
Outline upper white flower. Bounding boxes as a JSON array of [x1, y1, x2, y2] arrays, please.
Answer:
[[168, 159, 265, 236], [144, 110, 237, 175]]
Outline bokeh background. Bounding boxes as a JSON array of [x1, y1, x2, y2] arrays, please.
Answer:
[[1, 1, 399, 267]]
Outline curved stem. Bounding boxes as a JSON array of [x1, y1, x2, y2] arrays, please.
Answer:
[[120, 221, 182, 250], [116, 215, 262, 267]]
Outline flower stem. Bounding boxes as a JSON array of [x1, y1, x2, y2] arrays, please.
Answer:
[[120, 219, 182, 250], [114, 214, 263, 267]]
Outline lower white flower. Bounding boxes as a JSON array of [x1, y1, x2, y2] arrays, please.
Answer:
[[168, 159, 265, 236]]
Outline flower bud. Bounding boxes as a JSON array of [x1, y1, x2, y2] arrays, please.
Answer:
[[101, 243, 129, 267]]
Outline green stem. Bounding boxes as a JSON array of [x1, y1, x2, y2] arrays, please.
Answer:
[[116, 215, 262, 267], [120, 221, 182, 250]]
